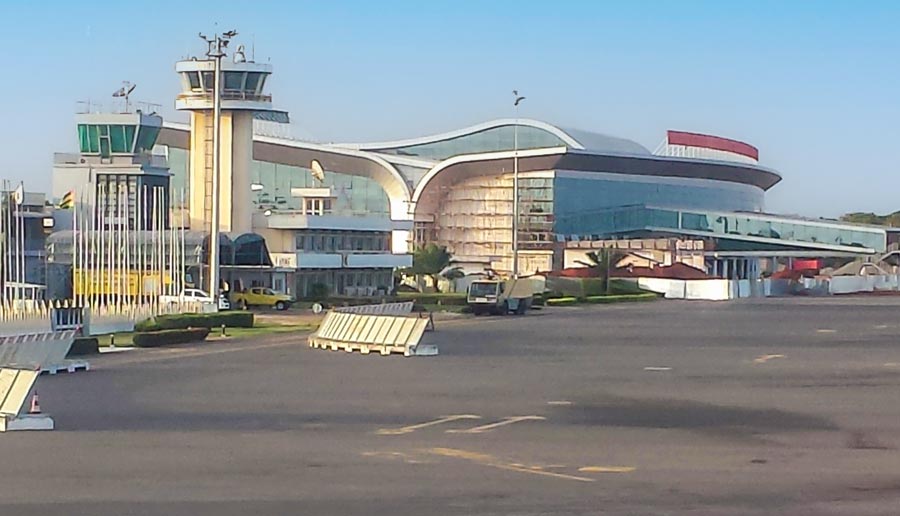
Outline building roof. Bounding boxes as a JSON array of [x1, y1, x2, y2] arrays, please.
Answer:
[[333, 118, 651, 160]]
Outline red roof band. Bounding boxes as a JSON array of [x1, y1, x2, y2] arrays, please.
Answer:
[[667, 130, 759, 161]]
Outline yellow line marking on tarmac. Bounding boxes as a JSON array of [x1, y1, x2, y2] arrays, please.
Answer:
[[424, 448, 595, 483], [816, 329, 837, 333], [753, 354, 785, 364], [885, 363, 900, 368], [546, 400, 572, 406], [376, 415, 481, 435], [578, 466, 636, 473], [446, 415, 545, 434]]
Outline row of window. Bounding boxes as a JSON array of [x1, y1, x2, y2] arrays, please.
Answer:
[[295, 269, 394, 297], [78, 124, 159, 156], [184, 71, 267, 94], [295, 231, 391, 253]]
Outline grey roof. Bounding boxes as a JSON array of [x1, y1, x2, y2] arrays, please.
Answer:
[[560, 126, 651, 155]]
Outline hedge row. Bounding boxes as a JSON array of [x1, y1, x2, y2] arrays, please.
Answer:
[[584, 293, 658, 304], [136, 311, 254, 331], [396, 292, 468, 306], [133, 328, 211, 348], [546, 297, 579, 306]]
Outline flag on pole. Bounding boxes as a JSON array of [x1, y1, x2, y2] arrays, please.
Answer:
[[12, 183, 24, 206], [58, 190, 75, 209]]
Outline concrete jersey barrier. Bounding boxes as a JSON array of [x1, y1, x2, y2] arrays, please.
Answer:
[[308, 311, 437, 357]]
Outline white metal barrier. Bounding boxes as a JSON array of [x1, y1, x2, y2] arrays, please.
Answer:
[[333, 302, 415, 316], [308, 311, 437, 357], [0, 331, 80, 374], [0, 367, 53, 431]]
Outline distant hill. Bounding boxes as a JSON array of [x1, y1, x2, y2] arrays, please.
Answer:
[[840, 211, 900, 227]]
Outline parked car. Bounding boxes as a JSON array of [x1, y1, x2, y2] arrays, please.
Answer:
[[160, 288, 230, 310], [231, 287, 294, 311]]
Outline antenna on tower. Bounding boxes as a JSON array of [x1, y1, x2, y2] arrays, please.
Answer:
[[112, 81, 137, 112]]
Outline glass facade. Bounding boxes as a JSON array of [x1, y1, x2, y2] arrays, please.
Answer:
[[553, 175, 764, 217], [251, 160, 389, 217], [373, 125, 567, 161], [554, 205, 887, 252], [78, 124, 141, 155], [159, 145, 390, 221]]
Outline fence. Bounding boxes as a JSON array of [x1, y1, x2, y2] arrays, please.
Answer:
[[308, 311, 437, 357], [635, 274, 900, 300], [1, 298, 209, 338]]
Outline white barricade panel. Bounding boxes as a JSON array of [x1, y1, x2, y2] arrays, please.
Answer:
[[0, 368, 38, 417], [308, 311, 436, 357]]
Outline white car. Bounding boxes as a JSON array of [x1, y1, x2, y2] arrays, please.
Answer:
[[160, 288, 230, 310]]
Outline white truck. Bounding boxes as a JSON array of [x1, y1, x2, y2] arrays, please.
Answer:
[[466, 278, 533, 315]]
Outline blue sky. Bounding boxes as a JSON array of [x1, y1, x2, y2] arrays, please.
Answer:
[[2, 0, 898, 216]]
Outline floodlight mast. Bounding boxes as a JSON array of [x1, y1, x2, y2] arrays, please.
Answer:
[[198, 30, 237, 303]]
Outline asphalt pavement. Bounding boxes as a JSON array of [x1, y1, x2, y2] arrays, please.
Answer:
[[2, 297, 900, 515]]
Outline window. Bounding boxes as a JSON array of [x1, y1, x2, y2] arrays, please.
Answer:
[[187, 72, 201, 90], [224, 71, 243, 91], [201, 72, 215, 91], [109, 125, 129, 153], [245, 72, 263, 92], [304, 197, 333, 216]]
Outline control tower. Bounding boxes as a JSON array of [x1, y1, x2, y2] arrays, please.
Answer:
[[175, 43, 274, 235]]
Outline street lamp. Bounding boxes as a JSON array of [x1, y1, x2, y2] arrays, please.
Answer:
[[198, 30, 237, 304], [512, 90, 526, 278]]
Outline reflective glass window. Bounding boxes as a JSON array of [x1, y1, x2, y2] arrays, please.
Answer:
[[201, 72, 214, 91], [245, 72, 262, 92], [109, 125, 128, 153], [187, 72, 201, 90], [224, 71, 243, 91], [77, 124, 90, 153]]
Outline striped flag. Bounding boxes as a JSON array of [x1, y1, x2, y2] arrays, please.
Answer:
[[58, 190, 75, 209]]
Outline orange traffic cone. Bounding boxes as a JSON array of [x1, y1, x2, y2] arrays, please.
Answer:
[[29, 392, 41, 414]]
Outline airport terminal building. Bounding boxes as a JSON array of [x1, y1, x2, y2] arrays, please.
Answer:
[[48, 44, 893, 299], [152, 116, 888, 294]]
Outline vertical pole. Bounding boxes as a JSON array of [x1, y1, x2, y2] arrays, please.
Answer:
[[209, 39, 222, 306], [181, 189, 186, 297], [512, 107, 519, 279], [72, 190, 78, 305]]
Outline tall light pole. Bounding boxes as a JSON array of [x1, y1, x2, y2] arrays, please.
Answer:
[[199, 30, 236, 304], [512, 90, 526, 278]]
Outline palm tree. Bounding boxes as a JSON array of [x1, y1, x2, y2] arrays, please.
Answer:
[[575, 248, 621, 293], [409, 244, 453, 293]]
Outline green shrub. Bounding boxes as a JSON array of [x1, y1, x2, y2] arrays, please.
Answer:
[[68, 337, 99, 356], [582, 277, 607, 297], [584, 293, 658, 304], [546, 296, 578, 306], [132, 328, 211, 348], [308, 283, 330, 301], [396, 292, 468, 305], [137, 311, 254, 331], [607, 279, 647, 295]]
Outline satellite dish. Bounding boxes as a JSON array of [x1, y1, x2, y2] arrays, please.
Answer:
[[310, 160, 326, 184], [312, 303, 323, 314]]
